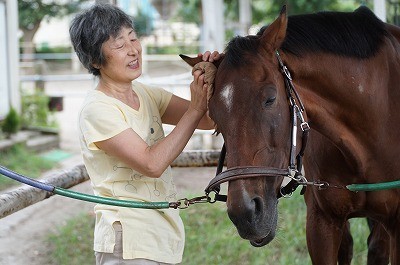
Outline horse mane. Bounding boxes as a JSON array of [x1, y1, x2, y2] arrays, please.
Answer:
[[224, 6, 388, 66], [282, 6, 388, 58]]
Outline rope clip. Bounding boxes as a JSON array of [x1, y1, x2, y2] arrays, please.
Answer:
[[169, 196, 211, 209]]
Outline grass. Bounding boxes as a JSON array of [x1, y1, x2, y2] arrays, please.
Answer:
[[181, 198, 310, 265], [0, 144, 57, 191], [47, 212, 96, 265], [46, 192, 370, 265]]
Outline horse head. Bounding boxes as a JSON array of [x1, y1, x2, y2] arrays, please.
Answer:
[[181, 6, 296, 247]]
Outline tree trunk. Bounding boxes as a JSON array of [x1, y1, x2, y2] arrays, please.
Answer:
[[21, 23, 44, 90]]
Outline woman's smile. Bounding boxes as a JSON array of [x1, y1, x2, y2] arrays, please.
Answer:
[[128, 59, 139, 70]]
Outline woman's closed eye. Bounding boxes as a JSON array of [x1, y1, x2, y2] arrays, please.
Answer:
[[111, 40, 125, 49]]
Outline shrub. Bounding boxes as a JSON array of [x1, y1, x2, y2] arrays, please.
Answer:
[[21, 91, 58, 129], [1, 107, 21, 137]]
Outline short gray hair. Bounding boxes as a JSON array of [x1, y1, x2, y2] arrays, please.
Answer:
[[69, 4, 134, 76]]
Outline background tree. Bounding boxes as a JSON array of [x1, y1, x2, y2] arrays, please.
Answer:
[[175, 0, 369, 33], [174, 0, 202, 24], [174, 0, 240, 41], [252, 0, 370, 25], [18, 0, 88, 58], [133, 9, 154, 38]]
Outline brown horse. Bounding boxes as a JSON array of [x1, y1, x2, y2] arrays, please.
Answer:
[[182, 5, 400, 265]]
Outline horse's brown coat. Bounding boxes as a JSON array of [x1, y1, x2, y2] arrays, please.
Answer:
[[182, 6, 400, 264]]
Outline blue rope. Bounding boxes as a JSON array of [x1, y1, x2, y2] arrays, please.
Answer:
[[0, 165, 170, 209], [0, 165, 54, 192]]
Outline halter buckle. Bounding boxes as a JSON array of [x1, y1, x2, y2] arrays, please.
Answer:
[[289, 168, 297, 178], [282, 66, 292, 80], [300, 122, 310, 131]]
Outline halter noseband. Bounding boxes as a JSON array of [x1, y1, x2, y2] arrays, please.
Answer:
[[205, 50, 311, 200]]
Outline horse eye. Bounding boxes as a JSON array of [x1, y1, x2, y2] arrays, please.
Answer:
[[264, 96, 276, 107]]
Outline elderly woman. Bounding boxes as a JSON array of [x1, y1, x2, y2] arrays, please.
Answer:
[[69, 3, 220, 265]]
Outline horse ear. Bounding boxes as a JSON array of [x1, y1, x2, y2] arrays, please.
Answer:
[[179, 54, 224, 68], [260, 5, 288, 50], [179, 54, 203, 67]]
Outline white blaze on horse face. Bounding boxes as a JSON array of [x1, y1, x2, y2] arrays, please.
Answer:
[[358, 84, 364, 93], [221, 83, 234, 112]]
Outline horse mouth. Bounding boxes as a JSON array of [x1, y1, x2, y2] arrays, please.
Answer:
[[247, 205, 278, 247], [250, 233, 274, 247]]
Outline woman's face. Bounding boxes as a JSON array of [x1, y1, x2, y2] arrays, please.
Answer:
[[99, 26, 142, 83]]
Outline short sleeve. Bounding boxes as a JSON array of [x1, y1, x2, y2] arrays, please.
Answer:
[[80, 101, 130, 150]]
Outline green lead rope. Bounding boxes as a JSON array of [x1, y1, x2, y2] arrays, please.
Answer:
[[0, 164, 199, 209], [346, 180, 400, 192], [54, 187, 170, 209]]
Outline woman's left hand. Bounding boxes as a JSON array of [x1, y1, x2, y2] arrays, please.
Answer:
[[198, 51, 223, 63]]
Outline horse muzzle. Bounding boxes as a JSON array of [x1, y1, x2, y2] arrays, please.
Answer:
[[227, 188, 279, 247]]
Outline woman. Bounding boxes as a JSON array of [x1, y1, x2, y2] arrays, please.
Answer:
[[69, 3, 220, 265]]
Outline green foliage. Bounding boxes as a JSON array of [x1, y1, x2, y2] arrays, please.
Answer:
[[252, 0, 367, 25], [147, 45, 199, 55], [387, 2, 400, 26], [1, 108, 21, 136], [18, 0, 89, 57], [175, 0, 202, 24], [134, 9, 154, 38], [21, 91, 58, 129], [174, 0, 240, 25], [18, 0, 87, 32], [175, 0, 369, 30], [48, 192, 370, 264], [0, 144, 56, 191], [269, 0, 340, 15], [35, 45, 72, 54]]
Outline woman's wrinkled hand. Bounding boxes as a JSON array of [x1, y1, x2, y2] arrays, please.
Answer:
[[198, 50, 223, 63], [189, 69, 208, 115]]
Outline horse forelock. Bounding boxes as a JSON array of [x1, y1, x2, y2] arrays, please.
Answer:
[[224, 35, 261, 67], [281, 6, 389, 58]]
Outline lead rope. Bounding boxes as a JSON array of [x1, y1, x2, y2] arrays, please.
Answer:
[[0, 165, 211, 210]]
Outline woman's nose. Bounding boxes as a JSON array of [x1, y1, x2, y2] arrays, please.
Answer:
[[127, 42, 139, 56]]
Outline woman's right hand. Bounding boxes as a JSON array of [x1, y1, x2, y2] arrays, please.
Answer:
[[189, 69, 208, 115]]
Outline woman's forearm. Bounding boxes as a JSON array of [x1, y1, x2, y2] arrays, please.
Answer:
[[144, 107, 204, 177]]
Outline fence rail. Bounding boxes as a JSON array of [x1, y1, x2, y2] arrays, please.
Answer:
[[0, 150, 222, 219]]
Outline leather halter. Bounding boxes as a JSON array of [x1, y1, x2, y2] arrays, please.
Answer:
[[204, 50, 311, 201]]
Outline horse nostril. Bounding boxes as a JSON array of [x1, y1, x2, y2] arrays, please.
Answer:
[[228, 194, 264, 222], [251, 196, 264, 215]]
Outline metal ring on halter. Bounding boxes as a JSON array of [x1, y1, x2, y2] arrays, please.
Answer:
[[280, 187, 294, 198]]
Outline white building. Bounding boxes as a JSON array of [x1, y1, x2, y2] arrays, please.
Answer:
[[0, 0, 19, 119]]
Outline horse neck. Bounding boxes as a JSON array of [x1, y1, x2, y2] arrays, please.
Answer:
[[284, 53, 382, 174], [386, 23, 400, 44]]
